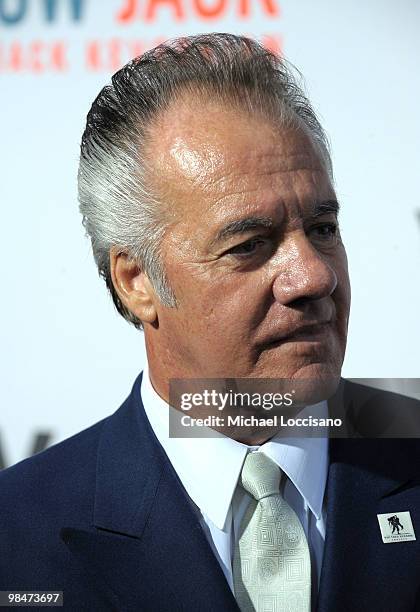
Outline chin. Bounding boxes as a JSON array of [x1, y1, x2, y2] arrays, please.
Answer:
[[287, 362, 342, 406], [290, 360, 342, 378], [251, 359, 342, 406], [256, 354, 342, 377]]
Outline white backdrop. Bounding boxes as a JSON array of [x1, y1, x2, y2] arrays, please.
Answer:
[[1, 0, 419, 467]]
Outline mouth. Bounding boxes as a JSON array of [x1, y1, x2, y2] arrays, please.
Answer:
[[264, 322, 332, 348]]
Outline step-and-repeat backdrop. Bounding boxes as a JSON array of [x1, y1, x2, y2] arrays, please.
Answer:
[[1, 0, 419, 468]]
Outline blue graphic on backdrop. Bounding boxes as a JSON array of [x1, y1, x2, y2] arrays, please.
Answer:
[[0, 0, 85, 25], [0, 431, 52, 469]]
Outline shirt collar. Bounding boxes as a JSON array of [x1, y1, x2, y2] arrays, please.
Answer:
[[259, 405, 329, 520], [141, 363, 328, 530]]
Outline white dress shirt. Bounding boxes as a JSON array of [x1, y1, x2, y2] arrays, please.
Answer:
[[140, 363, 328, 604]]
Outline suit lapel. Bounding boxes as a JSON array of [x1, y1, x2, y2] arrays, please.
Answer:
[[61, 373, 238, 612], [318, 436, 420, 612]]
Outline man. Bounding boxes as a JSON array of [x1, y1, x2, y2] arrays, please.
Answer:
[[1, 33, 420, 612]]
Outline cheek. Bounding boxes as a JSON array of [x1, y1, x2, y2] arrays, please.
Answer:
[[330, 246, 351, 303], [338, 256, 351, 312], [178, 274, 265, 337]]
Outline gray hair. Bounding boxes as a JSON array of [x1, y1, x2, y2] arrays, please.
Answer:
[[78, 32, 332, 330]]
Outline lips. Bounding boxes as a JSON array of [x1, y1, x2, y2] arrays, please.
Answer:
[[265, 321, 332, 346]]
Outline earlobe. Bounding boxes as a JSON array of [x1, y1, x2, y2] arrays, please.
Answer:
[[110, 249, 158, 324]]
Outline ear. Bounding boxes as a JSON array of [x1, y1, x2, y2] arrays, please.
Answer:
[[110, 249, 158, 325]]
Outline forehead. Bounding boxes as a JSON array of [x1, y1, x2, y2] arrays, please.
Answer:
[[148, 97, 332, 224]]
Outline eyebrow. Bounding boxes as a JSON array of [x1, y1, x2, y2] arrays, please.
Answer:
[[312, 199, 340, 217], [211, 216, 273, 247], [210, 199, 340, 248]]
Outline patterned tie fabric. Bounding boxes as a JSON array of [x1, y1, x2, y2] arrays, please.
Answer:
[[233, 452, 311, 612]]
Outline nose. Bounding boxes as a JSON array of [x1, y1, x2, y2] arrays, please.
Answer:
[[272, 233, 337, 305]]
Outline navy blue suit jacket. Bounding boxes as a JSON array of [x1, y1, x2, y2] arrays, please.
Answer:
[[1, 373, 420, 611]]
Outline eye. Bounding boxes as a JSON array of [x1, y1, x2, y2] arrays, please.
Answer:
[[309, 222, 338, 242], [225, 238, 267, 257]]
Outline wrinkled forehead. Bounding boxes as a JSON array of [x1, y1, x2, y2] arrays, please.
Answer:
[[146, 96, 330, 215]]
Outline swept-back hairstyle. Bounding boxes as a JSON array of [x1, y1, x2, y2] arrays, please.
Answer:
[[78, 33, 331, 329]]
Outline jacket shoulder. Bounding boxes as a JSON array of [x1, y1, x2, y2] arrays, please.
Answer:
[[0, 415, 108, 526], [331, 379, 420, 472]]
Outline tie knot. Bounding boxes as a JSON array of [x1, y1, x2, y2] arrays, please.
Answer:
[[240, 452, 281, 501]]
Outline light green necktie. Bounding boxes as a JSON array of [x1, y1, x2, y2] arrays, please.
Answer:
[[233, 452, 311, 612]]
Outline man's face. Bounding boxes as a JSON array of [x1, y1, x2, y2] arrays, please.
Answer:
[[145, 100, 351, 395]]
